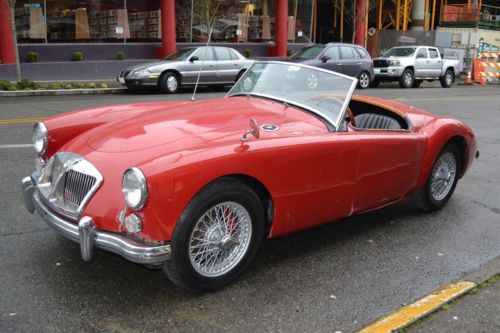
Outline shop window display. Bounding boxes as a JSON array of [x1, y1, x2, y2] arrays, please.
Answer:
[[13, 0, 312, 44]]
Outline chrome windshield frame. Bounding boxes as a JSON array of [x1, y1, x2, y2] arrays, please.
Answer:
[[227, 61, 358, 132]]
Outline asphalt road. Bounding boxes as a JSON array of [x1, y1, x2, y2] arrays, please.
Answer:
[[1, 84, 499, 333]]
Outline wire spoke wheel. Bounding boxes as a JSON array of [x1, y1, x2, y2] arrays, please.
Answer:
[[189, 202, 252, 277], [430, 152, 457, 201]]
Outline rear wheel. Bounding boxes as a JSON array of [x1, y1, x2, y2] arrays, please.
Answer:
[[159, 71, 179, 94], [440, 69, 454, 88], [415, 144, 461, 212], [164, 178, 265, 292], [357, 71, 371, 89], [399, 68, 414, 88]]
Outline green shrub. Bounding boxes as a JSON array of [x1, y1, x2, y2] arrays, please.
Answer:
[[287, 49, 293, 57], [17, 79, 38, 90], [71, 51, 83, 61], [241, 49, 252, 58], [100, 82, 108, 88], [7, 84, 18, 91], [0, 80, 12, 90], [38, 83, 48, 90], [116, 51, 125, 60], [87, 82, 96, 89], [51, 83, 61, 90], [75, 81, 85, 89], [63, 82, 73, 89], [26, 51, 39, 63]]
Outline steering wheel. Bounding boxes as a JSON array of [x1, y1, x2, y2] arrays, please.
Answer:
[[346, 107, 356, 127]]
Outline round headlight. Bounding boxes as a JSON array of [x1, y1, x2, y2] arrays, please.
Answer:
[[122, 167, 148, 210], [33, 122, 48, 155]]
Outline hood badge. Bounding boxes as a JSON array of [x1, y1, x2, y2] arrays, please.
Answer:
[[260, 124, 279, 132]]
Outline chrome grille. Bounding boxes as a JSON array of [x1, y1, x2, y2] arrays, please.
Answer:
[[37, 152, 103, 219], [64, 170, 97, 207]]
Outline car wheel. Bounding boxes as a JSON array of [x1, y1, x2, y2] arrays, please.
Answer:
[[164, 178, 265, 292], [159, 71, 179, 94], [415, 144, 461, 212], [357, 71, 370, 89], [412, 79, 422, 88], [399, 68, 414, 88], [236, 70, 246, 83], [440, 69, 454, 88], [369, 79, 380, 88]]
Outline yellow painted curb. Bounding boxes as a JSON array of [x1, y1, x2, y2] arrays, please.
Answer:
[[0, 117, 45, 125], [358, 281, 476, 333]]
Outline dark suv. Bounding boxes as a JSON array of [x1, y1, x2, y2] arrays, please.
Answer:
[[289, 43, 375, 89]]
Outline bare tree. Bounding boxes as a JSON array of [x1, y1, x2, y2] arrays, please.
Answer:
[[0, 0, 21, 81], [333, 0, 375, 43]]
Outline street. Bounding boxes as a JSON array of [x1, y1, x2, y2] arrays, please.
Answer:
[[1, 85, 499, 332]]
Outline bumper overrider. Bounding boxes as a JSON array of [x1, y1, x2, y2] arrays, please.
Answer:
[[21, 176, 171, 265]]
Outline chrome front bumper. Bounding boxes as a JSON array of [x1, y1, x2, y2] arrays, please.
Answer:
[[22, 176, 171, 265]]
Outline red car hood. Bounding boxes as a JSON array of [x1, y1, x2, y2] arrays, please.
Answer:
[[87, 96, 326, 153]]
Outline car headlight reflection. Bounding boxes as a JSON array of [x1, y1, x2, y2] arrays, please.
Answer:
[[122, 167, 148, 210], [389, 60, 401, 67], [33, 122, 48, 155], [132, 69, 151, 77]]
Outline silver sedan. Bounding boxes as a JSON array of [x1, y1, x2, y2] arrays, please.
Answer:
[[117, 46, 254, 93]]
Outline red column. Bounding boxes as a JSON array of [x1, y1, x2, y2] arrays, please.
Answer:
[[274, 0, 288, 57], [0, 1, 16, 64], [354, 0, 367, 47], [160, 0, 176, 58]]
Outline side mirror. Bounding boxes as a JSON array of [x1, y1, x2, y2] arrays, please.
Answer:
[[189, 56, 199, 62], [320, 55, 331, 63]]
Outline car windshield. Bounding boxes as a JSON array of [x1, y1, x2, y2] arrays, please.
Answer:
[[382, 47, 416, 58], [164, 48, 195, 61], [227, 62, 357, 130], [289, 45, 325, 60]]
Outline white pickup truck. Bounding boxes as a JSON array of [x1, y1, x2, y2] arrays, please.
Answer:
[[372, 46, 460, 88]]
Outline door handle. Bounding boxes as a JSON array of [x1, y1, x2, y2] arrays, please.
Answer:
[[357, 63, 362, 65], [336, 63, 343, 65]]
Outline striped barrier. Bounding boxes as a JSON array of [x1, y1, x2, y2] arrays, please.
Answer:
[[473, 52, 500, 83]]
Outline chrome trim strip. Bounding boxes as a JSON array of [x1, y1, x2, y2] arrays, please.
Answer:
[[28, 187, 171, 264]]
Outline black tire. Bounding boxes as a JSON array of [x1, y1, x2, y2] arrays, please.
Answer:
[[399, 68, 414, 88], [440, 69, 454, 88], [235, 70, 246, 83], [412, 79, 422, 88], [158, 71, 179, 94], [415, 144, 461, 212], [164, 178, 265, 292], [369, 79, 380, 88], [357, 71, 371, 89]]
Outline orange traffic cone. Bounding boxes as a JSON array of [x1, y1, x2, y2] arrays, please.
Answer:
[[465, 71, 472, 85]]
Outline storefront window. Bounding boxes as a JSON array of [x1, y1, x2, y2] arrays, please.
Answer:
[[14, 0, 312, 44]]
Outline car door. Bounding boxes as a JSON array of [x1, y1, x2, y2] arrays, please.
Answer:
[[351, 130, 423, 213], [427, 48, 443, 77], [316, 46, 342, 73], [183, 47, 217, 84], [415, 47, 430, 76], [338, 45, 360, 77], [214, 47, 240, 83]]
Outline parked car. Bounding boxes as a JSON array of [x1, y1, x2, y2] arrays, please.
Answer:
[[23, 62, 478, 292], [372, 46, 460, 88], [117, 46, 254, 93], [288, 43, 375, 89]]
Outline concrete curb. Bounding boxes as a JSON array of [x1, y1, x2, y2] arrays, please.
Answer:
[[358, 256, 500, 333], [0, 88, 126, 97]]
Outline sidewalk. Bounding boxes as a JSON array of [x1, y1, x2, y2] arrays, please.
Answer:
[[408, 275, 499, 332]]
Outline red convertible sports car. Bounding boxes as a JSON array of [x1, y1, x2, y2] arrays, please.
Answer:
[[22, 62, 478, 291]]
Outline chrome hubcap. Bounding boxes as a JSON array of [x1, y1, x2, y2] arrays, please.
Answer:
[[189, 202, 252, 277], [359, 73, 369, 88], [404, 73, 412, 86], [167, 75, 178, 91], [446, 74, 452, 85], [430, 152, 457, 201], [307, 73, 318, 89]]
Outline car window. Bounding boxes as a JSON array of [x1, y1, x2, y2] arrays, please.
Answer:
[[215, 47, 232, 61], [290, 45, 325, 60], [416, 48, 428, 58], [229, 49, 240, 60], [354, 47, 368, 58], [192, 47, 215, 61], [340, 46, 355, 60], [323, 46, 339, 60], [428, 49, 439, 58]]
